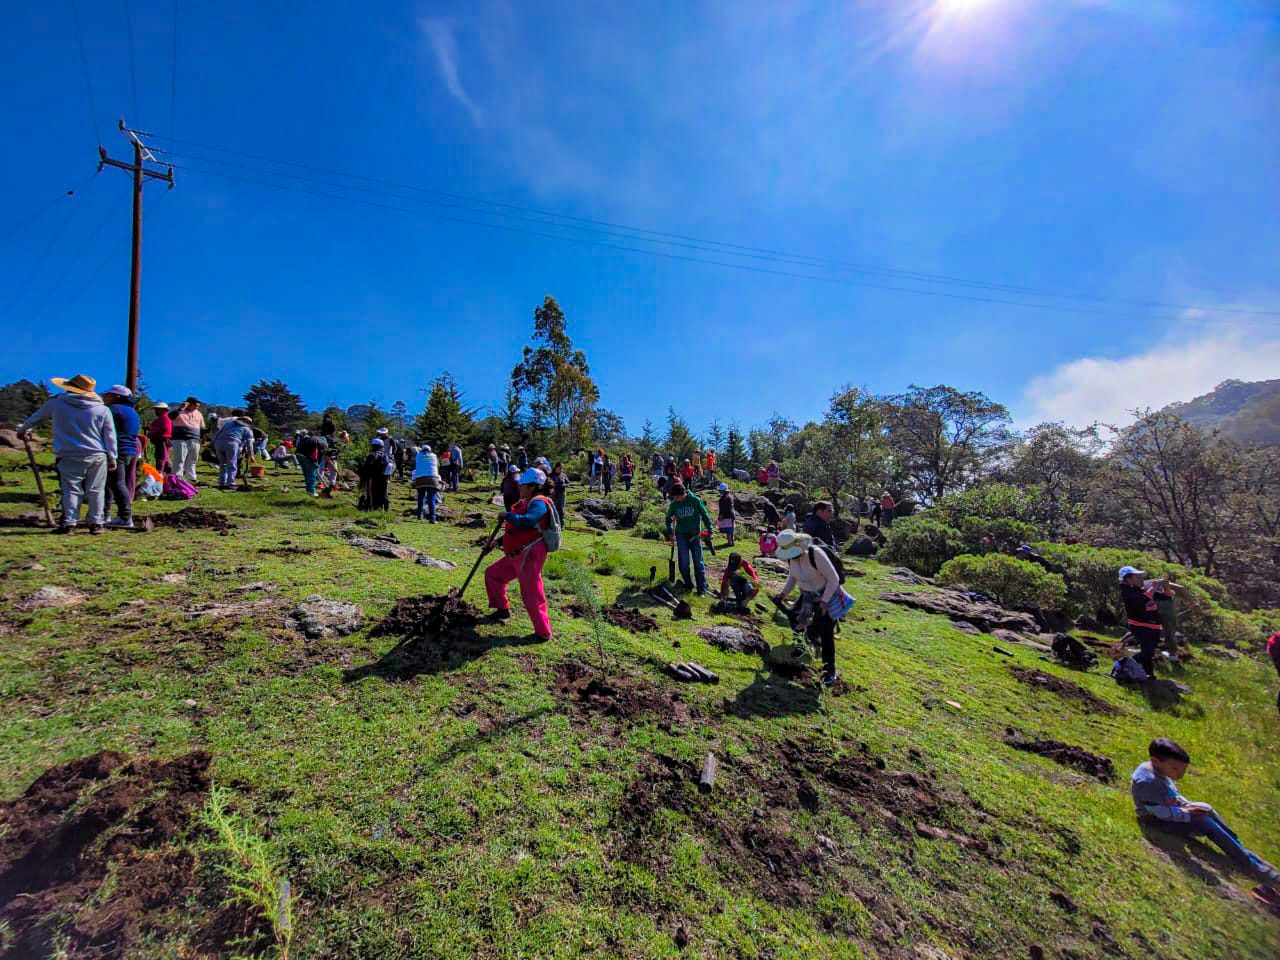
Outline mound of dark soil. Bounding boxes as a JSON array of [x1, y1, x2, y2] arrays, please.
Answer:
[[373, 593, 482, 643], [1010, 667, 1120, 716], [1006, 735, 1115, 782], [0, 750, 226, 959], [154, 507, 234, 532], [553, 660, 689, 724], [563, 602, 660, 633]]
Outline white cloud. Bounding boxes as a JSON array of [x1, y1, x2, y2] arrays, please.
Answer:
[[1020, 317, 1280, 428], [420, 18, 484, 127]]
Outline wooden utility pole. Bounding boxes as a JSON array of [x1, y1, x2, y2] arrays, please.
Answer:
[[98, 120, 173, 393]]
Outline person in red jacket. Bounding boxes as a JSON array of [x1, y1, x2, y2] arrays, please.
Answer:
[[485, 468, 555, 641], [680, 458, 696, 485]]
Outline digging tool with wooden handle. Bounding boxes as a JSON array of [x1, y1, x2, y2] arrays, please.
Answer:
[[455, 516, 505, 598], [22, 435, 54, 527], [667, 531, 676, 584]]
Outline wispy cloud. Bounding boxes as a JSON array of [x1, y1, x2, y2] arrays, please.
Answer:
[[1019, 307, 1280, 427], [420, 18, 483, 127]]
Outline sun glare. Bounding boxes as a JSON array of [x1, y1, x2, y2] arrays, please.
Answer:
[[936, 0, 999, 14]]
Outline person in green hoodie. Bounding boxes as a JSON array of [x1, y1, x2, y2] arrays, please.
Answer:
[[664, 482, 715, 595]]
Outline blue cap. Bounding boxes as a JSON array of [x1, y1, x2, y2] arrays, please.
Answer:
[[518, 467, 546, 486]]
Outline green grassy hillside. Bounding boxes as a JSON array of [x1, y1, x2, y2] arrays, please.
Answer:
[[1, 452, 1277, 959]]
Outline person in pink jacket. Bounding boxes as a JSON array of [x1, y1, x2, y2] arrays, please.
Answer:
[[147, 402, 173, 474]]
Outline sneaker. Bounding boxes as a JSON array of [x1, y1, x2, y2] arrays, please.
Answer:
[[105, 517, 134, 529], [88, 525, 105, 536], [822, 669, 839, 687], [485, 608, 512, 623], [51, 524, 75, 535]]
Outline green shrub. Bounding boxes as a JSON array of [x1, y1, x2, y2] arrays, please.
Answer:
[[635, 513, 668, 542], [937, 554, 1067, 610], [956, 516, 1041, 554], [588, 541, 625, 575], [931, 483, 1051, 529], [1031, 542, 1247, 645], [880, 516, 966, 577]]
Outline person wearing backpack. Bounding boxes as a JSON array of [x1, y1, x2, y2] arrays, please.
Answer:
[[774, 529, 850, 686], [717, 483, 737, 546], [803, 501, 838, 548], [485, 467, 557, 642]]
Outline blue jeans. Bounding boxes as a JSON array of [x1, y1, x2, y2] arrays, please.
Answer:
[[490, 463, 500, 481], [1151, 813, 1270, 880], [300, 458, 318, 495], [215, 442, 242, 487], [417, 488, 440, 521], [675, 532, 707, 593]]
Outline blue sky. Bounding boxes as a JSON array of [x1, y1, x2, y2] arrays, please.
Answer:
[[2, 1, 1277, 434]]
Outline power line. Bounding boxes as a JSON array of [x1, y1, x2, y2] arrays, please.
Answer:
[[123, 0, 141, 124], [30, 188, 123, 327], [166, 158, 1266, 323], [0, 175, 95, 243], [6, 190, 91, 315], [69, 0, 101, 143], [146, 132, 1280, 320]]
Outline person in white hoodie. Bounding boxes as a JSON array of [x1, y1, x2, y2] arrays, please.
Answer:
[[19, 373, 117, 535], [412, 443, 442, 522], [773, 529, 842, 685]]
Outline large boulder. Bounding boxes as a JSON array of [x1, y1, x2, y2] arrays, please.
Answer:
[[290, 596, 365, 639], [877, 588, 1039, 635], [579, 498, 637, 529]]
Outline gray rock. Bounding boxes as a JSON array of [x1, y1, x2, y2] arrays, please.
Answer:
[[415, 556, 458, 570], [878, 588, 1038, 635], [695, 625, 769, 656], [890, 567, 933, 586], [950, 620, 982, 635], [17, 585, 88, 611], [290, 595, 365, 639], [232, 581, 277, 594], [159, 572, 188, 584]]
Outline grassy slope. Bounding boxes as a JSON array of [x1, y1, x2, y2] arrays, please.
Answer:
[[1, 451, 1277, 960]]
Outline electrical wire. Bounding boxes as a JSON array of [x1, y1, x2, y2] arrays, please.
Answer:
[[0, 175, 95, 242], [5, 191, 91, 317], [29, 187, 122, 327], [146, 133, 1280, 319], [165, 158, 1264, 323], [70, 0, 101, 143], [165, 158, 1274, 323], [123, 0, 141, 124]]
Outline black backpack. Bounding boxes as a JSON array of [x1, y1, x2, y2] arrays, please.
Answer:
[[298, 436, 322, 459], [808, 544, 847, 585]]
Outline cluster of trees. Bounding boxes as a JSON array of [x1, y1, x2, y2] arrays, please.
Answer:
[[3, 295, 1275, 610]]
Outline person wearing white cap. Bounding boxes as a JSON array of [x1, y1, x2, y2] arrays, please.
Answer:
[[774, 529, 842, 685], [412, 443, 441, 522], [213, 411, 255, 490], [716, 483, 736, 546], [102, 385, 142, 528], [147, 402, 173, 474], [18, 373, 116, 534], [484, 467, 556, 642], [1119, 566, 1167, 677]]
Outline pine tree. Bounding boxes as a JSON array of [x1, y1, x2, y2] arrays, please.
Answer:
[[665, 407, 699, 463], [389, 400, 410, 432], [244, 380, 308, 432], [414, 372, 475, 450], [636, 419, 658, 461], [706, 418, 725, 457], [725, 424, 747, 474]]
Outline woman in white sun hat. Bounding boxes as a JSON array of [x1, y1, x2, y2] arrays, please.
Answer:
[[773, 529, 850, 686]]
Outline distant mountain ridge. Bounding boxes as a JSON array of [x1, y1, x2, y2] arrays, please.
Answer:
[[1163, 378, 1280, 446]]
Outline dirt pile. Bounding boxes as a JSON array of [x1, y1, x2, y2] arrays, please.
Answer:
[[1005, 734, 1116, 782], [0, 749, 233, 960], [1010, 667, 1121, 716], [563, 602, 660, 633], [373, 593, 482, 643], [553, 660, 690, 724], [154, 508, 234, 532]]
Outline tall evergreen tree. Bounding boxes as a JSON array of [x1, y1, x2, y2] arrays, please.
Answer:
[[244, 379, 307, 432], [636, 419, 659, 461], [414, 372, 475, 450], [510, 296, 599, 447], [665, 407, 699, 463], [706, 418, 725, 457], [725, 423, 747, 473]]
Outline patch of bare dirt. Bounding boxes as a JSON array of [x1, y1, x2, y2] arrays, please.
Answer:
[[0, 750, 260, 960], [153, 508, 234, 532], [1010, 667, 1121, 716], [374, 593, 482, 642], [563, 602, 660, 634], [1006, 733, 1116, 782], [553, 659, 690, 725], [257, 544, 314, 556]]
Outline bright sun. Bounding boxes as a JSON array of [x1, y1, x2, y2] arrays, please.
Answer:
[[935, 0, 999, 15]]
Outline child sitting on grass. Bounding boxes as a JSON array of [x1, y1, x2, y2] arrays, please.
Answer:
[[1131, 738, 1280, 893]]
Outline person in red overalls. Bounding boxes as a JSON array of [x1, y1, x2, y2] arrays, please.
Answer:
[[484, 467, 555, 641]]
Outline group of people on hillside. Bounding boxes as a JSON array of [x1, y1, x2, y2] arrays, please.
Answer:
[[17, 373, 217, 533]]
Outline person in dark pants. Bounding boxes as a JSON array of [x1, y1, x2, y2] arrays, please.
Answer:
[[102, 385, 141, 528], [501, 464, 522, 511], [550, 462, 568, 528], [774, 530, 842, 686], [357, 439, 391, 511], [802, 501, 838, 548], [716, 483, 736, 546], [664, 483, 714, 595], [717, 552, 758, 611], [1119, 565, 1165, 677]]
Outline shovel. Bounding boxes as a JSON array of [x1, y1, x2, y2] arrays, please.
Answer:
[[453, 515, 505, 598], [667, 533, 676, 584], [650, 584, 693, 620], [22, 435, 55, 527]]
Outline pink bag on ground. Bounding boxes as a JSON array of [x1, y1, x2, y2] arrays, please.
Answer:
[[162, 475, 198, 500]]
